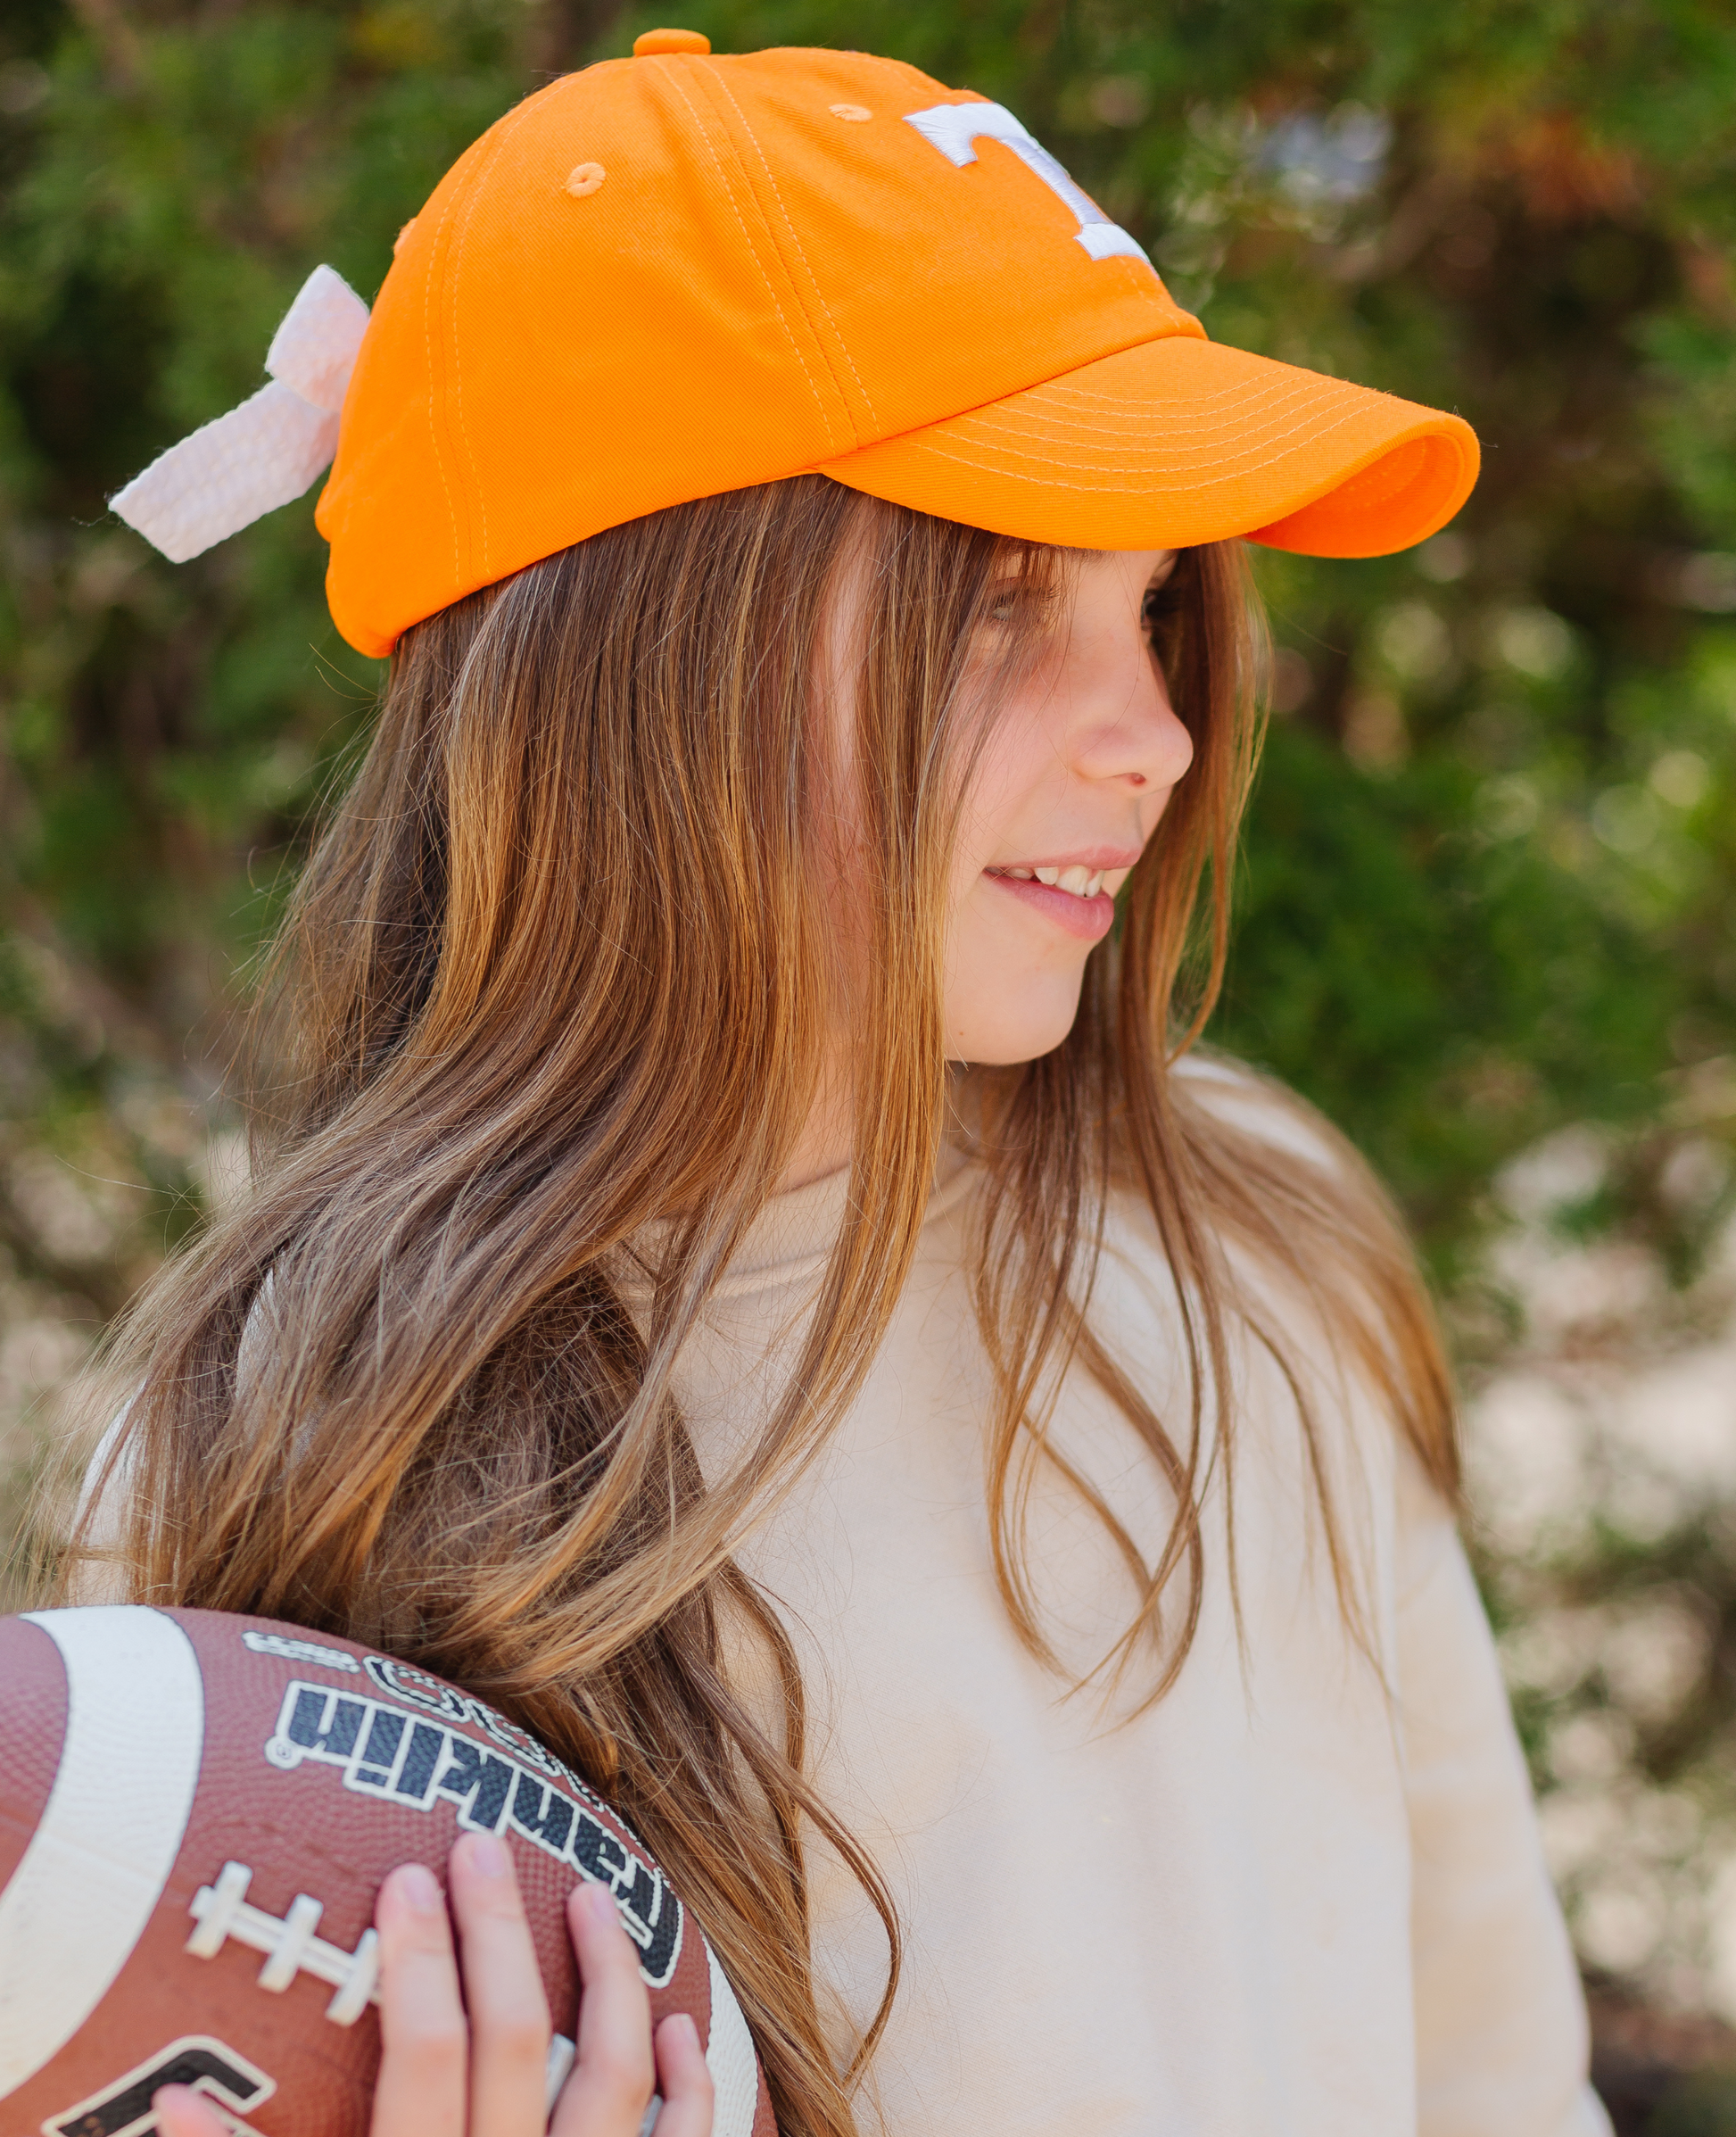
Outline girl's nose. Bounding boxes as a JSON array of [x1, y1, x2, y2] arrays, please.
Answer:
[[1071, 643, 1195, 795]]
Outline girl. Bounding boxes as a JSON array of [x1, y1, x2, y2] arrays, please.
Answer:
[[79, 31, 1608, 2137]]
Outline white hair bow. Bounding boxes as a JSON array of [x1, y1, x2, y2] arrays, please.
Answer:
[[111, 265, 370, 563]]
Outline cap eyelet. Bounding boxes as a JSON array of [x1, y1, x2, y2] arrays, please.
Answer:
[[564, 162, 607, 199], [830, 104, 872, 122]]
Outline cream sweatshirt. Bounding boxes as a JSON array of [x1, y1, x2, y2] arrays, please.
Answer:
[[80, 1063, 1609, 2135], [651, 1062, 1611, 2137]]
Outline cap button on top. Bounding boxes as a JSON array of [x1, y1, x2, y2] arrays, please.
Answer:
[[632, 27, 710, 54]]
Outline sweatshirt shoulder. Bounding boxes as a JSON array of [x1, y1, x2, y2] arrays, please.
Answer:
[[1170, 1048, 1350, 1177], [1097, 1049, 1358, 1318]]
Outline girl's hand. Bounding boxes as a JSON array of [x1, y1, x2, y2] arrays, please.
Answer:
[[153, 1832, 714, 2137]]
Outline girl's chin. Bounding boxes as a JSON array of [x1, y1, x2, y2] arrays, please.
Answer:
[[945, 972, 1089, 1066]]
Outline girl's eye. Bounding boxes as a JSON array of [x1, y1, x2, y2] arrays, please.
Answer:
[[1142, 562, 1183, 631], [977, 583, 1052, 640]]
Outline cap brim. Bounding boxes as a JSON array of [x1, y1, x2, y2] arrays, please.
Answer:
[[814, 333, 1477, 559]]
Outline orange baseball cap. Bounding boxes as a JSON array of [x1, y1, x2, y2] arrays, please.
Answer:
[[315, 30, 1479, 658]]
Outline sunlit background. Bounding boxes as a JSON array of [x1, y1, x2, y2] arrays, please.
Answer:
[[2, 4, 1733, 2129]]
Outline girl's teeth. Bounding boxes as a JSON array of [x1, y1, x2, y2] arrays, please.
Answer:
[[994, 865, 1110, 899]]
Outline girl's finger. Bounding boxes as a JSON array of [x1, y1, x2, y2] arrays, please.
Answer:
[[647, 2012, 715, 2137], [550, 1881, 657, 2137], [369, 1862, 468, 2137], [448, 1831, 553, 2137], [150, 2087, 230, 2137]]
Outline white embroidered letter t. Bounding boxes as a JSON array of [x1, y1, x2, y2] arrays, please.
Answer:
[[902, 103, 1151, 265]]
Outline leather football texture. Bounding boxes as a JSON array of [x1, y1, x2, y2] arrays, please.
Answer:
[[0, 1605, 774, 2137]]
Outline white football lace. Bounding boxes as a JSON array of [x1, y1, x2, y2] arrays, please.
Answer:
[[186, 1860, 380, 2025], [186, 1860, 581, 2115]]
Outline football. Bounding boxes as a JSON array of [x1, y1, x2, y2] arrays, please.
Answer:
[[0, 1605, 774, 2137]]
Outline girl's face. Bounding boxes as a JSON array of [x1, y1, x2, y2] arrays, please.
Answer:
[[943, 547, 1194, 1063], [810, 542, 1195, 1176]]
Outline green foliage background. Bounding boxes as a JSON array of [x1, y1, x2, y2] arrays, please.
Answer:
[[4, 0, 1734, 1282], [2, 0, 1735, 2122]]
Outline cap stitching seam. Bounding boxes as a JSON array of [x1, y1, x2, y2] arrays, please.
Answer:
[[901, 403, 1375, 480], [980, 366, 1342, 420], [445, 98, 542, 576], [713, 70, 877, 430], [1027, 381, 1396, 418], [657, 64, 838, 450], [658, 66, 841, 453], [450, 178, 489, 575], [852, 432, 1294, 493], [929, 385, 1398, 459], [951, 402, 1338, 450], [1025, 378, 1334, 415], [1004, 407, 1334, 443], [946, 397, 1361, 455], [704, 69, 878, 435], [756, 318, 1209, 465], [858, 399, 1392, 491], [421, 198, 465, 591]]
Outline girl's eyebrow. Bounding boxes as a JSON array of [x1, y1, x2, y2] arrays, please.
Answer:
[[989, 544, 1093, 570]]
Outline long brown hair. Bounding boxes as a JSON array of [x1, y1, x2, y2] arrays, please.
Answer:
[[65, 476, 1455, 2136]]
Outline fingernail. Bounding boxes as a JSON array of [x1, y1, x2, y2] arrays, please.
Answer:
[[667, 2012, 699, 2049], [468, 1833, 510, 1877], [399, 1863, 442, 1912], [583, 1881, 617, 1925]]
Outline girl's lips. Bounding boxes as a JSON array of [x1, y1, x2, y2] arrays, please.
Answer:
[[984, 869, 1116, 941]]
